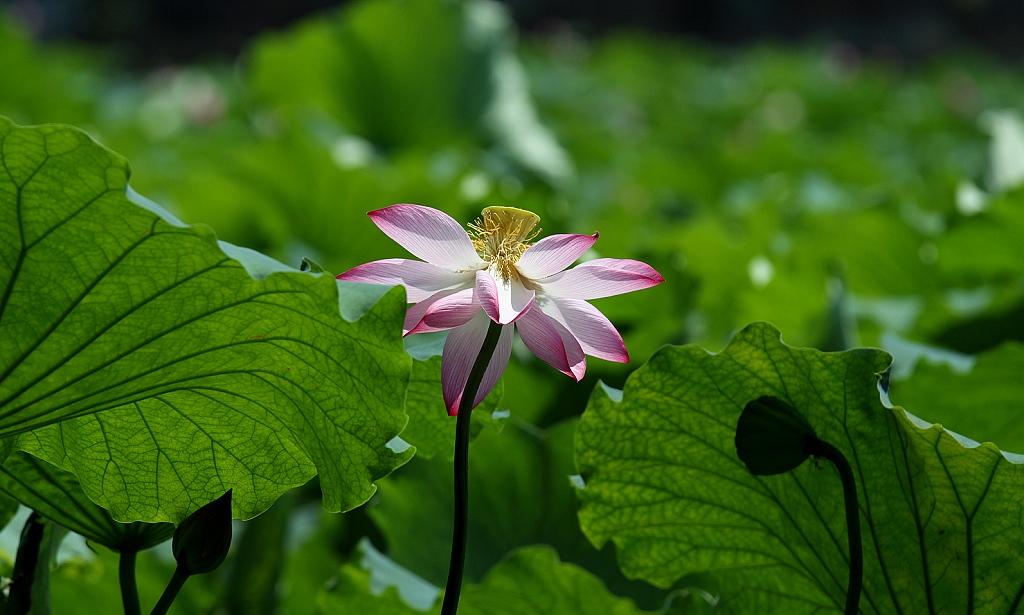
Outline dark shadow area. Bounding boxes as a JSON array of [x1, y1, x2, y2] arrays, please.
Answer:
[[3, 0, 1024, 66]]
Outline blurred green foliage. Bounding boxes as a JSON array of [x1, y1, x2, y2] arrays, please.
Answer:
[[3, 0, 1024, 611]]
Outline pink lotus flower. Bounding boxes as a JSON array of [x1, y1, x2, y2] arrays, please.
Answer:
[[338, 204, 663, 415]]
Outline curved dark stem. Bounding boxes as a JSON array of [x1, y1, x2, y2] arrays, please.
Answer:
[[8, 512, 46, 615], [119, 549, 141, 615], [149, 567, 189, 615], [440, 320, 504, 615], [809, 439, 863, 615]]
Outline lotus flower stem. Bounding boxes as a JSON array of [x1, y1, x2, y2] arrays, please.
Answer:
[[808, 439, 862, 615], [119, 549, 141, 615], [8, 512, 46, 614], [440, 319, 504, 615]]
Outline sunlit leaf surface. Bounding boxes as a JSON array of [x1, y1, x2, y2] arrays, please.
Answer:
[[0, 118, 412, 522], [577, 322, 1024, 614]]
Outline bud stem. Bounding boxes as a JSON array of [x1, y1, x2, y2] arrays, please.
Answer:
[[807, 439, 862, 615], [440, 319, 504, 615], [150, 567, 189, 615]]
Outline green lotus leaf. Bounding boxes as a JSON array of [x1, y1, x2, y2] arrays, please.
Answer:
[[0, 117, 412, 523], [0, 451, 173, 551], [576, 321, 1024, 613]]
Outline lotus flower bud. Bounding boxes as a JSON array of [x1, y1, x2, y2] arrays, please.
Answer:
[[735, 396, 818, 476], [172, 490, 233, 575]]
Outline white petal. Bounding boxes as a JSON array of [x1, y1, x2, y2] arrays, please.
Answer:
[[338, 259, 473, 303], [475, 270, 535, 325], [515, 233, 598, 280], [368, 204, 486, 271]]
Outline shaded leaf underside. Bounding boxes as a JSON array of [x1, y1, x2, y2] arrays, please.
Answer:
[[0, 450, 173, 550], [576, 321, 1024, 614]]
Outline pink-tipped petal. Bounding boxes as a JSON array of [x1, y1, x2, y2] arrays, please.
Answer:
[[403, 289, 456, 335], [475, 270, 535, 325], [368, 204, 487, 271], [338, 259, 473, 303], [442, 313, 514, 415], [536, 258, 664, 300], [516, 304, 587, 381], [540, 297, 629, 363], [406, 288, 480, 336], [515, 232, 599, 280]]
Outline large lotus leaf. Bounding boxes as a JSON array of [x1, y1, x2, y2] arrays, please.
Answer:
[[576, 321, 1024, 613], [0, 117, 412, 522], [891, 342, 1024, 455], [0, 483, 16, 534], [0, 451, 173, 551], [318, 545, 670, 615]]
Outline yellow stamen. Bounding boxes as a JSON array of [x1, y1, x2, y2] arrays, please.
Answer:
[[468, 206, 541, 282]]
